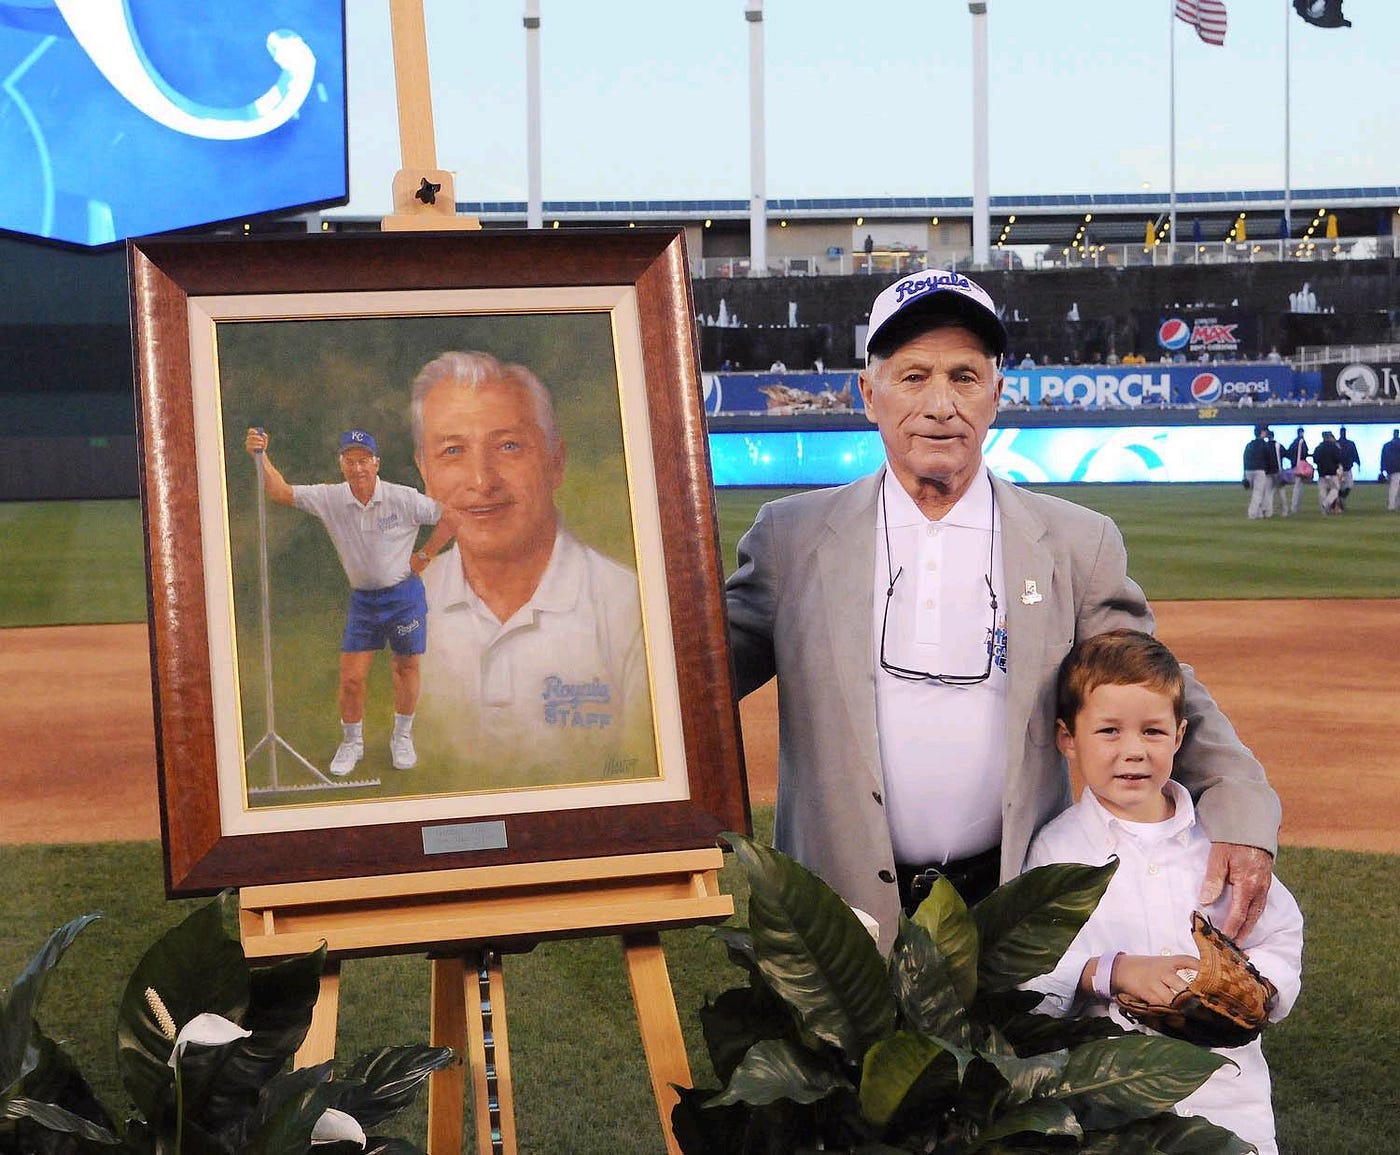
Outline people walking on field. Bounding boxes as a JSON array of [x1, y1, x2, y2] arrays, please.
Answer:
[[1283, 427, 1311, 514], [1336, 426, 1361, 511], [1312, 431, 1345, 515], [1266, 430, 1292, 518], [1242, 426, 1277, 519], [1380, 429, 1400, 512]]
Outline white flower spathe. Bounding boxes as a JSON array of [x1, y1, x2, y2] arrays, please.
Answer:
[[311, 1107, 366, 1148], [166, 1012, 253, 1067]]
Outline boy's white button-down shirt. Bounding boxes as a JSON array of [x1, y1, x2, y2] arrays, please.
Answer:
[[1024, 780, 1304, 1154]]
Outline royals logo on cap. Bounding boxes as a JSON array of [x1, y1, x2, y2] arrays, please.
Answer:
[[338, 429, 378, 455], [864, 269, 1008, 364]]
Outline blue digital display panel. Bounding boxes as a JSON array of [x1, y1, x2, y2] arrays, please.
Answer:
[[709, 424, 1397, 487], [0, 1, 347, 247]]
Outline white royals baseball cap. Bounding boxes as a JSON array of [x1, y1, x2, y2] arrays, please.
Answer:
[[864, 269, 1007, 365]]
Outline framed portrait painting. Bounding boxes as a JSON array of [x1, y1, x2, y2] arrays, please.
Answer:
[[129, 228, 748, 894]]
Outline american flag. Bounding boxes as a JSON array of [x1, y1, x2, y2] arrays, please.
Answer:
[[1175, 0, 1228, 46]]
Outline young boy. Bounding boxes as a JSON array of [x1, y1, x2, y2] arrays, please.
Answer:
[[1024, 628, 1303, 1155]]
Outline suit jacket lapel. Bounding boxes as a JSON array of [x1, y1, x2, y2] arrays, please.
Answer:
[[814, 471, 883, 788], [993, 475, 1054, 794]]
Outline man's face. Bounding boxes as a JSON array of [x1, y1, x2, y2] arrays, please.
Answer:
[[858, 326, 1002, 498], [337, 448, 380, 494], [416, 379, 564, 562]]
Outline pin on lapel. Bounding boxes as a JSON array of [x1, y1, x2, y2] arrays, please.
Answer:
[[1021, 579, 1042, 606]]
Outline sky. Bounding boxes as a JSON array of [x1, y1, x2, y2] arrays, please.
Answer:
[[336, 0, 1399, 218]]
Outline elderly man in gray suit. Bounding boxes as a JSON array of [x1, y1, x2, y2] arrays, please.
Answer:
[[725, 269, 1279, 951]]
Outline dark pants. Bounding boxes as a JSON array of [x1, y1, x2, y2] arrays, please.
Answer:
[[896, 844, 1002, 914]]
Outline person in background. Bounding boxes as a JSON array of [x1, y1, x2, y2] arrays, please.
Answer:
[[1380, 428, 1400, 511], [1283, 427, 1311, 514], [1242, 426, 1275, 519], [1336, 426, 1361, 511], [1313, 431, 1344, 515]]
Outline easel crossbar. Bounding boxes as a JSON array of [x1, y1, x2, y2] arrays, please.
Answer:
[[238, 848, 731, 959]]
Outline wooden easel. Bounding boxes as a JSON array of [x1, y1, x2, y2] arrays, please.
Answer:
[[239, 849, 733, 1154], [381, 0, 480, 233]]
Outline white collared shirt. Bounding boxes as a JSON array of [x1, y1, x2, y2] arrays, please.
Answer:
[[417, 526, 654, 784], [1024, 780, 1304, 1153], [872, 467, 1008, 864], [292, 479, 439, 590]]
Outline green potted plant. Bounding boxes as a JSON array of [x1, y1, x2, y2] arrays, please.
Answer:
[[673, 834, 1254, 1153], [1, 894, 452, 1153]]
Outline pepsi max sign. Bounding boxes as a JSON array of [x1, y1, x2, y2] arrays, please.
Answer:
[[1153, 313, 1248, 357]]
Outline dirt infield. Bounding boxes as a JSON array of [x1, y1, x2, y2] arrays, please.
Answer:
[[2, 602, 1396, 853]]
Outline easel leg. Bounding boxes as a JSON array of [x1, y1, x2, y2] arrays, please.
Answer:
[[295, 958, 340, 1067], [622, 932, 691, 1155], [465, 949, 517, 1155], [428, 957, 468, 1155]]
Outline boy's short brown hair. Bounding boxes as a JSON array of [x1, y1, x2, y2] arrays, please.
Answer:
[[1056, 628, 1186, 730]]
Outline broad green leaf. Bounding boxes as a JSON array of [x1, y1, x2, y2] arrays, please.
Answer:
[[710, 924, 759, 979], [970, 1097, 1082, 1147], [1076, 1111, 1255, 1153], [726, 834, 896, 1062], [0, 913, 99, 1089], [116, 895, 249, 1125], [909, 876, 979, 1006], [238, 1076, 327, 1155], [974, 1045, 1069, 1113], [202, 945, 328, 1130], [858, 1031, 961, 1127], [973, 862, 1117, 993], [890, 918, 972, 1047], [0, 1095, 120, 1144], [329, 1044, 455, 1128], [699, 986, 792, 1084], [671, 1084, 755, 1154], [707, 1038, 851, 1108], [1057, 1035, 1230, 1129]]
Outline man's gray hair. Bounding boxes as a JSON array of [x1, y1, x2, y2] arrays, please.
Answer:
[[410, 351, 559, 453]]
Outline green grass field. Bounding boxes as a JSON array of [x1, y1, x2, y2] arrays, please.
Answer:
[[1, 481, 1396, 628], [0, 837, 1395, 1153], [2, 486, 1397, 1151]]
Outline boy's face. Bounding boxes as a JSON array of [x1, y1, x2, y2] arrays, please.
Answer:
[[1057, 682, 1187, 823]]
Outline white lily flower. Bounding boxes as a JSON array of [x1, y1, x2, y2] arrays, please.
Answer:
[[311, 1107, 366, 1148], [850, 906, 881, 943], [166, 1012, 252, 1067]]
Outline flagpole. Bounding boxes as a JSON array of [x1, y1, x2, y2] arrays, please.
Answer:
[[1284, 1, 1292, 245], [1168, 0, 1177, 263]]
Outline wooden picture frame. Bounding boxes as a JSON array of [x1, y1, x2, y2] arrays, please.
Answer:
[[129, 228, 748, 895]]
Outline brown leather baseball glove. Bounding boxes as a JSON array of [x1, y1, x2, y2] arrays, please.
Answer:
[[1116, 911, 1278, 1049]]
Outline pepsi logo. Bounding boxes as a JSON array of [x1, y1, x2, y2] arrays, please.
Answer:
[[1190, 373, 1223, 404], [1158, 318, 1192, 351]]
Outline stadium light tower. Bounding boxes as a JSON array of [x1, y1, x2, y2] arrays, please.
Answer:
[[747, 0, 767, 276], [524, 0, 542, 229], [970, 2, 990, 267]]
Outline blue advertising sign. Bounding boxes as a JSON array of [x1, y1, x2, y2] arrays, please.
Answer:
[[0, 1, 347, 247], [1000, 364, 1302, 408]]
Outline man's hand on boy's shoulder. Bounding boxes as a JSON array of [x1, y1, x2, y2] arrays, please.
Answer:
[[1199, 842, 1274, 939]]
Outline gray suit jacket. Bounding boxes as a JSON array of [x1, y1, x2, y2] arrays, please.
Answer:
[[725, 469, 1280, 949]]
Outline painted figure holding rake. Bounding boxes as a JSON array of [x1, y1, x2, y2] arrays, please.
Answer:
[[245, 426, 456, 777]]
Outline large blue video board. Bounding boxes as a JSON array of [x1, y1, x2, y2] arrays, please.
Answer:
[[709, 424, 1397, 487], [0, 1, 346, 247]]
